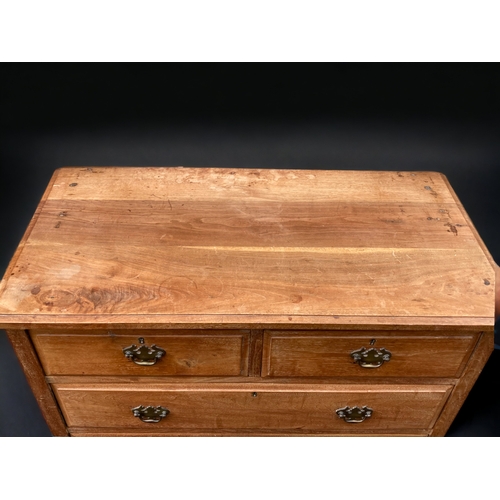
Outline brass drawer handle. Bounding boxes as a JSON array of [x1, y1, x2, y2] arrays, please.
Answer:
[[132, 405, 170, 423], [123, 337, 166, 366], [336, 406, 373, 423], [350, 347, 391, 368]]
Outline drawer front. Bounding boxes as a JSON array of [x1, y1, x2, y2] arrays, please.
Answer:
[[31, 330, 249, 376], [262, 331, 478, 378], [53, 384, 451, 431]]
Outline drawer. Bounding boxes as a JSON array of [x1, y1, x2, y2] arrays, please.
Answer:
[[31, 330, 249, 376], [53, 383, 452, 432], [262, 331, 478, 378]]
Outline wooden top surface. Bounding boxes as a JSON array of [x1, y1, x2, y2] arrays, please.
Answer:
[[0, 167, 495, 329]]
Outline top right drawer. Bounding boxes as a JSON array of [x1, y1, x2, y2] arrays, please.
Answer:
[[262, 331, 479, 378]]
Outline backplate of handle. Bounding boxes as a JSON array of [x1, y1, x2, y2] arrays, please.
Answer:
[[336, 406, 373, 423], [350, 347, 391, 368], [132, 405, 170, 423], [122, 337, 166, 366]]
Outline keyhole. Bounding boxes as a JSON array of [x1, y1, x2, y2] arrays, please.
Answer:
[[370, 339, 376, 346], [138, 337, 145, 344]]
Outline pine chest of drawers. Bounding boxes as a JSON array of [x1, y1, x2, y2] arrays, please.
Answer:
[[0, 167, 495, 436]]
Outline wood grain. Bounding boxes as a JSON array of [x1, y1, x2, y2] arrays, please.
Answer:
[[248, 330, 264, 377], [0, 168, 495, 437], [30, 329, 250, 376], [48, 168, 457, 203], [430, 330, 494, 436], [5, 329, 68, 436], [0, 168, 494, 328], [45, 375, 459, 385], [440, 173, 497, 268], [262, 331, 478, 378], [68, 428, 431, 437], [0, 170, 60, 299], [26, 199, 476, 249], [52, 383, 452, 430]]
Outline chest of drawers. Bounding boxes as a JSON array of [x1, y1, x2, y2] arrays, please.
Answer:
[[0, 167, 495, 436]]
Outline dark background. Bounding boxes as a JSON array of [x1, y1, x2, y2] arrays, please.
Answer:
[[1, 63, 499, 436]]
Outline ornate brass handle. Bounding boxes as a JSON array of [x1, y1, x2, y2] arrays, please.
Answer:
[[336, 406, 373, 423], [350, 347, 391, 368], [123, 337, 166, 366], [132, 405, 170, 423]]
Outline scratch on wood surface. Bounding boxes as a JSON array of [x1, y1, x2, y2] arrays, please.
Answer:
[[424, 185, 438, 197], [391, 250, 403, 264], [380, 218, 403, 224], [444, 222, 458, 236]]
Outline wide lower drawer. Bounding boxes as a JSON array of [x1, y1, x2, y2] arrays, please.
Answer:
[[53, 383, 452, 431], [31, 330, 250, 376], [262, 331, 478, 378]]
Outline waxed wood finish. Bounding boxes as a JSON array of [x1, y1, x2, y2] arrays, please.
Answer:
[[52, 383, 452, 431], [5, 330, 68, 436], [262, 331, 479, 378], [430, 331, 494, 436], [0, 168, 495, 328], [68, 429, 431, 437], [0, 167, 495, 437], [31, 329, 249, 376]]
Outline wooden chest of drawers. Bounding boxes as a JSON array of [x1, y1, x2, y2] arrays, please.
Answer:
[[0, 167, 495, 436]]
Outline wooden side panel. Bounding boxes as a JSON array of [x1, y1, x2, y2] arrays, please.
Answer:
[[53, 383, 452, 431], [262, 331, 478, 378], [5, 329, 68, 436], [30, 330, 250, 377], [430, 330, 494, 436]]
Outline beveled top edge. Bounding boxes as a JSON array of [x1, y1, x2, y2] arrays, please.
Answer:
[[0, 313, 494, 332]]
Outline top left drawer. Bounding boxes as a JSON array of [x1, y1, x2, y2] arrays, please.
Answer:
[[30, 330, 250, 376]]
